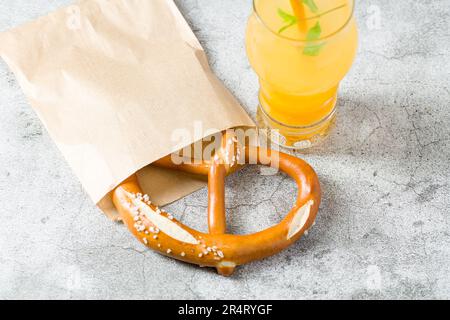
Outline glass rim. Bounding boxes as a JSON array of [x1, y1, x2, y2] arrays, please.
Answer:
[[252, 0, 355, 43]]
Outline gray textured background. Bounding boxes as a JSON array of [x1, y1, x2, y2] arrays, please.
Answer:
[[0, 0, 449, 299]]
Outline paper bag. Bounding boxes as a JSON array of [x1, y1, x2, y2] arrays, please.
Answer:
[[0, 0, 255, 219]]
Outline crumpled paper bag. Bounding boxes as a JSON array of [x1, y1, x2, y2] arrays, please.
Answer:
[[0, 0, 254, 219]]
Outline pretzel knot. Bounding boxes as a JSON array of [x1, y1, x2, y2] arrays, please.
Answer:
[[113, 132, 321, 276]]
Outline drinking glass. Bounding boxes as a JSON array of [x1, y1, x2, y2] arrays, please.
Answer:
[[246, 0, 358, 148]]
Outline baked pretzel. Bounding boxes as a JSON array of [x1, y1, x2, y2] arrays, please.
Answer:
[[113, 132, 321, 276]]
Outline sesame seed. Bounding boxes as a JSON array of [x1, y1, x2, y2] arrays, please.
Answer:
[[136, 193, 142, 198], [168, 215, 174, 220], [304, 230, 309, 236], [143, 238, 148, 245], [166, 249, 172, 254], [133, 216, 139, 221], [198, 253, 203, 258], [207, 247, 212, 252], [143, 194, 149, 202], [180, 252, 186, 257], [203, 250, 208, 255], [157, 244, 161, 248], [217, 250, 224, 258], [153, 235, 158, 240]]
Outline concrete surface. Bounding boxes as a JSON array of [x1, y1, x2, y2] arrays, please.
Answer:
[[0, 0, 449, 300]]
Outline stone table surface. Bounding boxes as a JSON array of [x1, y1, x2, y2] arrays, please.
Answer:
[[0, 0, 449, 300]]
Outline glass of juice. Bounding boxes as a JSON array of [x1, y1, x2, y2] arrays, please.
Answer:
[[246, 0, 358, 149]]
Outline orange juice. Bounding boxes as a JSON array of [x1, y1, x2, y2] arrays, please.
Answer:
[[246, 0, 358, 148]]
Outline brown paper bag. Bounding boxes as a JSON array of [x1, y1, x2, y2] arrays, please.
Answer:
[[0, 0, 255, 219]]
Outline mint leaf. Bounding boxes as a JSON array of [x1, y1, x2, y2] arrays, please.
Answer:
[[306, 21, 321, 41], [302, 0, 319, 13], [303, 21, 324, 56], [277, 8, 297, 23], [277, 8, 298, 33], [303, 43, 325, 56], [278, 21, 297, 34]]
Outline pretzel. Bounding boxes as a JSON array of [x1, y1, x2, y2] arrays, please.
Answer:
[[113, 132, 321, 276]]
